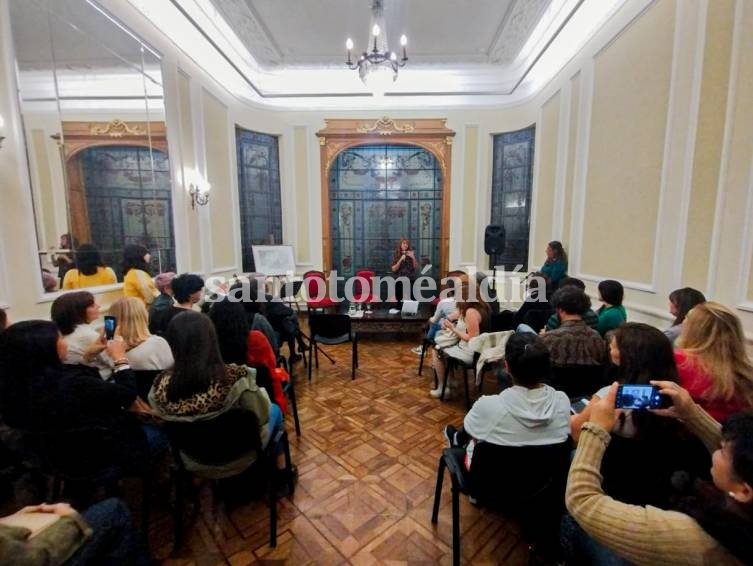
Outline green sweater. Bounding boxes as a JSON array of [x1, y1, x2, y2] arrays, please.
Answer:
[[597, 304, 627, 336]]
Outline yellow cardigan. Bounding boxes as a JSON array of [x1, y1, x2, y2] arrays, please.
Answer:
[[123, 269, 158, 305]]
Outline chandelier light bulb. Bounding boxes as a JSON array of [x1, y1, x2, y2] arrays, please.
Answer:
[[400, 34, 407, 46], [346, 37, 354, 50], [390, 52, 397, 61], [372, 24, 380, 37]]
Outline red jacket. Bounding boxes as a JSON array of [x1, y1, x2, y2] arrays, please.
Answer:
[[246, 330, 288, 413]]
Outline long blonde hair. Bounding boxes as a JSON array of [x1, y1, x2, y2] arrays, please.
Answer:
[[678, 301, 753, 406], [108, 297, 151, 349]]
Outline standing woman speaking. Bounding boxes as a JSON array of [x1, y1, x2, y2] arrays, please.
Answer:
[[391, 238, 417, 303]]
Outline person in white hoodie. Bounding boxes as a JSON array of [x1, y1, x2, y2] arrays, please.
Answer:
[[444, 332, 571, 471]]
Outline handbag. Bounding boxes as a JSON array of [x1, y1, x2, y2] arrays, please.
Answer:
[[433, 326, 460, 349]]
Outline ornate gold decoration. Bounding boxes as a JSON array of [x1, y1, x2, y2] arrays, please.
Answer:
[[89, 119, 145, 138], [319, 137, 327, 146], [356, 116, 415, 135]]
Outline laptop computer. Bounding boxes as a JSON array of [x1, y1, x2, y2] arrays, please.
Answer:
[[401, 300, 419, 317]]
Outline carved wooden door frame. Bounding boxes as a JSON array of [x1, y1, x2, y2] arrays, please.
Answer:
[[316, 117, 454, 276]]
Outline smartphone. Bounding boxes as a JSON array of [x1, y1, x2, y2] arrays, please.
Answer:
[[104, 315, 116, 340], [570, 398, 589, 415], [615, 384, 670, 410]]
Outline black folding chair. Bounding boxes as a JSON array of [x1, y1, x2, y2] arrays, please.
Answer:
[[308, 314, 358, 380], [164, 408, 294, 548], [431, 439, 571, 565]]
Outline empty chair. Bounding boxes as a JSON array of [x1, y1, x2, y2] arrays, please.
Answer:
[[308, 314, 358, 380], [303, 270, 337, 312], [353, 269, 378, 304]]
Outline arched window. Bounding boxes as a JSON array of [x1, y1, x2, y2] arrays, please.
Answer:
[[329, 144, 442, 286]]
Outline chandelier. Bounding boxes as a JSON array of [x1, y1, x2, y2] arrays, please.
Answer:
[[345, 0, 408, 96]]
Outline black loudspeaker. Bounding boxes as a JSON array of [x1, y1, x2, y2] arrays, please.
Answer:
[[484, 225, 506, 255]]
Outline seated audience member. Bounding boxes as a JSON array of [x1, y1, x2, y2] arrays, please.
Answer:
[[50, 233, 78, 284], [564, 381, 753, 565], [571, 323, 700, 507], [122, 244, 158, 306], [509, 272, 554, 333], [50, 291, 112, 379], [230, 280, 280, 357], [0, 306, 8, 333], [411, 272, 464, 356], [149, 273, 204, 337], [430, 282, 490, 399], [41, 269, 58, 293], [148, 271, 176, 334], [675, 301, 753, 423], [596, 279, 626, 336], [665, 287, 706, 344], [0, 498, 149, 566], [62, 244, 117, 289], [539, 286, 606, 367], [108, 297, 173, 371], [544, 277, 599, 331], [244, 276, 303, 361], [207, 297, 288, 411], [541, 240, 568, 289], [443, 333, 570, 470], [148, 311, 290, 475], [0, 321, 163, 473]]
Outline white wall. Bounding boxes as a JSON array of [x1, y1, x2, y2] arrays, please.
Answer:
[[2, 0, 752, 340]]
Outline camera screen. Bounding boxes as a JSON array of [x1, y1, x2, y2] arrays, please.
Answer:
[[615, 385, 664, 410]]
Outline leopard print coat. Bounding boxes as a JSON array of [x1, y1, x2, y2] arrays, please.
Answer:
[[150, 363, 249, 417]]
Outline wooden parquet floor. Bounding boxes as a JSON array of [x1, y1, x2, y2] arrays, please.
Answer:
[[147, 335, 536, 565]]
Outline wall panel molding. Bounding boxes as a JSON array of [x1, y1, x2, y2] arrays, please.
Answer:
[[553, 82, 572, 240], [707, 0, 745, 296]]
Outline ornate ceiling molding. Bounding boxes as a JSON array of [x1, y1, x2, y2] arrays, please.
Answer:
[[210, 0, 281, 67], [489, 0, 552, 64]]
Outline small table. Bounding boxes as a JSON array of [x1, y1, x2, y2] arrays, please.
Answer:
[[341, 302, 431, 339]]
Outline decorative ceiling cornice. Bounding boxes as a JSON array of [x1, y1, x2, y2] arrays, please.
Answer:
[[489, 0, 552, 64]]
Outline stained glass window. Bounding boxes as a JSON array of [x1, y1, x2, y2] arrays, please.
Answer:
[[236, 127, 283, 272], [81, 145, 174, 276], [490, 125, 536, 270], [329, 144, 442, 292]]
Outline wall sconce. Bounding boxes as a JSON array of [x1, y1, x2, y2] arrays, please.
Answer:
[[188, 176, 211, 209]]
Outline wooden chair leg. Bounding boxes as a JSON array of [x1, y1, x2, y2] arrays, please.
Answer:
[[418, 340, 428, 376], [430, 456, 446, 523]]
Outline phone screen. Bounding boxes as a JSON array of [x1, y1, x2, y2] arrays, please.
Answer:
[[615, 384, 667, 410], [104, 316, 116, 340]]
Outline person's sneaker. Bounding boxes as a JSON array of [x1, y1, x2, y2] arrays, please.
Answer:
[[429, 386, 451, 399], [443, 424, 458, 447], [468, 495, 478, 505], [411, 345, 424, 356]]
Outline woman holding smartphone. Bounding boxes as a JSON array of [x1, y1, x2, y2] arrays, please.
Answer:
[[570, 323, 702, 508], [563, 381, 753, 565]]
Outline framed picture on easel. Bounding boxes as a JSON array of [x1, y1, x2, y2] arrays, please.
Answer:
[[251, 245, 296, 276]]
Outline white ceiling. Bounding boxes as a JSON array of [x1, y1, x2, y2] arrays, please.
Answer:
[[210, 0, 550, 68], [135, 0, 628, 108]]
